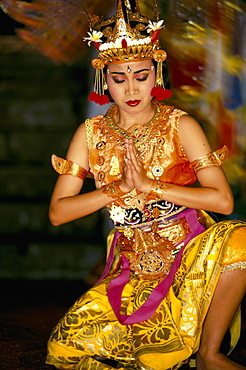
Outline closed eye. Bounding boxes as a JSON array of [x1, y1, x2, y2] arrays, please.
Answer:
[[112, 77, 125, 84], [136, 74, 148, 82], [111, 72, 149, 84]]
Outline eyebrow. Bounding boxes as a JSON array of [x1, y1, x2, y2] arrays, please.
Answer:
[[110, 68, 150, 75]]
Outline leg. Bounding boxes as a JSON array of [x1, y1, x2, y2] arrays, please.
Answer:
[[46, 278, 132, 369], [196, 269, 246, 370]]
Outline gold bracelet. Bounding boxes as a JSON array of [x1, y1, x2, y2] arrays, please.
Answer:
[[149, 180, 171, 199], [102, 181, 127, 199], [51, 154, 88, 180]]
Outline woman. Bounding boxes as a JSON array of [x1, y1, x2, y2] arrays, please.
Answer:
[[46, 1, 246, 369]]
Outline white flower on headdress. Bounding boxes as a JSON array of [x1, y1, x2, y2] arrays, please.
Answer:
[[147, 20, 165, 33], [115, 38, 124, 48], [99, 41, 114, 51], [83, 30, 103, 46], [99, 36, 152, 51]]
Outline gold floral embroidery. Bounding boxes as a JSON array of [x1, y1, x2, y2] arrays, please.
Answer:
[[109, 156, 120, 176]]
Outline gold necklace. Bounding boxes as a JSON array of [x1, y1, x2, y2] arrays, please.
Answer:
[[105, 100, 162, 146]]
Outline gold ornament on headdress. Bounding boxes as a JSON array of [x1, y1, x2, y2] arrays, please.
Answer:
[[91, 58, 107, 97], [153, 50, 167, 88], [91, 58, 105, 70]]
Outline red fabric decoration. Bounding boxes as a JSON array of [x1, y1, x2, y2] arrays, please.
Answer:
[[121, 39, 128, 49], [151, 87, 172, 100], [151, 30, 160, 43], [94, 41, 101, 50], [88, 92, 110, 105]]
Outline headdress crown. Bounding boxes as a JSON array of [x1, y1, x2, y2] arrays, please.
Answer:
[[84, 0, 167, 68]]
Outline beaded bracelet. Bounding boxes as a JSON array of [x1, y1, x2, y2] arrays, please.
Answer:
[[102, 181, 127, 198], [149, 180, 171, 199]]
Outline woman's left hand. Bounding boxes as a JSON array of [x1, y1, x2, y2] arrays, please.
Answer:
[[125, 139, 153, 193]]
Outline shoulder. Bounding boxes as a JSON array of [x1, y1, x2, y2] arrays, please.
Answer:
[[72, 113, 104, 144], [65, 118, 99, 168], [178, 115, 212, 162], [179, 114, 203, 132], [85, 114, 105, 126], [83, 114, 105, 149], [65, 123, 88, 164]]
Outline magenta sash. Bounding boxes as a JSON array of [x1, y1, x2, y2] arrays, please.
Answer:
[[99, 208, 206, 325]]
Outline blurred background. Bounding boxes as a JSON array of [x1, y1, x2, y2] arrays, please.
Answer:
[[0, 1, 246, 368]]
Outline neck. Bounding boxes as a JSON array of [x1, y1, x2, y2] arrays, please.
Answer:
[[115, 102, 155, 130]]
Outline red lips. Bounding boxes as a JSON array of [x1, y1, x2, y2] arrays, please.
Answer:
[[126, 100, 141, 107]]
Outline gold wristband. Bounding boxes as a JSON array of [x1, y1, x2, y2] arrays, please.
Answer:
[[149, 180, 171, 199], [102, 181, 127, 199]]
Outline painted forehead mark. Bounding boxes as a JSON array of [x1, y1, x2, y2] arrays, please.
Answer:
[[127, 66, 131, 73]]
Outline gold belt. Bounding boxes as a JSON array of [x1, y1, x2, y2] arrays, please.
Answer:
[[117, 216, 191, 280]]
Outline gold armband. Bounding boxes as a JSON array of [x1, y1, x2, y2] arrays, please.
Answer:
[[149, 180, 172, 199], [191, 145, 228, 173], [51, 154, 88, 180], [102, 181, 127, 199]]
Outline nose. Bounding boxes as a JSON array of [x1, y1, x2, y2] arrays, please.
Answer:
[[126, 78, 138, 96]]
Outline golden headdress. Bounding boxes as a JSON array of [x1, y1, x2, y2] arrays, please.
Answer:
[[83, 0, 171, 104]]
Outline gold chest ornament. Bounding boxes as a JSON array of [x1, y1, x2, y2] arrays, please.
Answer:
[[109, 155, 121, 176]]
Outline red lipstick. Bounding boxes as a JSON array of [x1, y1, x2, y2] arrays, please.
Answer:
[[126, 100, 141, 107]]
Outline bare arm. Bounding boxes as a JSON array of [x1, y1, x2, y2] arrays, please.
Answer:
[[124, 115, 234, 215], [49, 123, 115, 226]]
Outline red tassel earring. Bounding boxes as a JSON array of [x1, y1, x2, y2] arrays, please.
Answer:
[[151, 50, 172, 101], [88, 59, 110, 105]]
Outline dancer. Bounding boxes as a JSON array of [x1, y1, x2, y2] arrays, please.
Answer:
[[46, 1, 246, 369]]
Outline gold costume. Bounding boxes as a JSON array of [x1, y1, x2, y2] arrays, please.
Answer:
[[47, 101, 246, 370]]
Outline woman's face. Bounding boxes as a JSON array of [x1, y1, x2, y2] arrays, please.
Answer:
[[106, 60, 155, 115]]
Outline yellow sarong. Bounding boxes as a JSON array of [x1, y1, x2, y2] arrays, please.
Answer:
[[46, 219, 246, 370]]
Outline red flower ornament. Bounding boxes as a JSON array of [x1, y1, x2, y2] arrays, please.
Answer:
[[88, 92, 110, 105], [151, 87, 172, 101]]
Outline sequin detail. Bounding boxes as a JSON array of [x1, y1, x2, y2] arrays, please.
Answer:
[[222, 261, 246, 273]]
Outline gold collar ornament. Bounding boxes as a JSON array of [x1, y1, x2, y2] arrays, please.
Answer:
[[83, 0, 172, 105]]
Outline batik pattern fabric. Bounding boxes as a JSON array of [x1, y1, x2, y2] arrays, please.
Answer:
[[46, 101, 246, 370]]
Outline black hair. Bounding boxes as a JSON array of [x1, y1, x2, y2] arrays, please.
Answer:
[[103, 59, 170, 102]]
